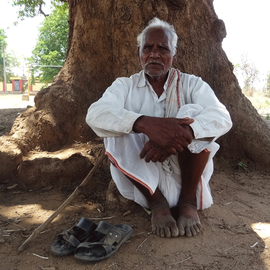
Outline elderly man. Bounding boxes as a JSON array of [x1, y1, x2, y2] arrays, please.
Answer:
[[86, 18, 232, 238]]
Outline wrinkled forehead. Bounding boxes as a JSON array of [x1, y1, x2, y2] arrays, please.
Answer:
[[143, 27, 171, 45], [140, 27, 174, 55]]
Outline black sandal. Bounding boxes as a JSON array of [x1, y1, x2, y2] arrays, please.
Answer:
[[50, 217, 97, 256], [74, 221, 133, 262]]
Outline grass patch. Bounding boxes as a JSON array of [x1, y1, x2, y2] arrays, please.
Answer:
[[247, 95, 270, 119]]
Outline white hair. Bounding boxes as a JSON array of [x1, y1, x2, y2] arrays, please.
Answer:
[[137, 17, 178, 55]]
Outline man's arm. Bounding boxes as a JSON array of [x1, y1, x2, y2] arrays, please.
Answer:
[[182, 74, 233, 140], [86, 79, 143, 138]]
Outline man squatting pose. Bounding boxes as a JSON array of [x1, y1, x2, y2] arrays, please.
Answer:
[[86, 18, 232, 238]]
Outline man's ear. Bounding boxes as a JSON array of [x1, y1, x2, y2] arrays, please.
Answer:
[[137, 47, 141, 60], [173, 48, 179, 64]]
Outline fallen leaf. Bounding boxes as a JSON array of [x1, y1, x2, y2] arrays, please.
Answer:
[[123, 210, 131, 216], [7, 184, 18, 189]]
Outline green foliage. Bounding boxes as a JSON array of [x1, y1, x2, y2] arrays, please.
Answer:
[[12, 0, 46, 18], [11, 0, 65, 19], [247, 96, 270, 119], [233, 63, 240, 76], [238, 161, 248, 172], [0, 29, 19, 81], [0, 29, 7, 45], [239, 54, 259, 97], [0, 29, 7, 81], [263, 72, 270, 98], [31, 3, 68, 83]]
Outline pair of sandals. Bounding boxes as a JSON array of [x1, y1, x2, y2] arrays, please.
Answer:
[[50, 217, 133, 262]]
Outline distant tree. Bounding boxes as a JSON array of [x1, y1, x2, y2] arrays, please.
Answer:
[[0, 29, 19, 81], [239, 54, 259, 96], [233, 63, 240, 76], [0, 29, 6, 81], [264, 72, 270, 98], [11, 0, 62, 18], [31, 3, 68, 83]]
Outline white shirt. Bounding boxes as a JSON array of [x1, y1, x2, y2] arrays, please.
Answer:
[[86, 69, 232, 140]]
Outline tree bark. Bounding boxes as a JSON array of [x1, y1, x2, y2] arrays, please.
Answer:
[[0, 0, 269, 184]]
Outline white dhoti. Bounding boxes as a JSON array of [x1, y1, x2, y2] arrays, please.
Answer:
[[104, 104, 219, 210]]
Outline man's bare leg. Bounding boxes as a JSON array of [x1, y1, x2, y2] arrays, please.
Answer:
[[177, 148, 210, 237], [126, 177, 179, 238]]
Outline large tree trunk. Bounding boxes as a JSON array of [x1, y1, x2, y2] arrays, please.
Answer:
[[1, 0, 269, 186]]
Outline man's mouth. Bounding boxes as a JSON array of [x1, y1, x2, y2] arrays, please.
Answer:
[[146, 62, 164, 67]]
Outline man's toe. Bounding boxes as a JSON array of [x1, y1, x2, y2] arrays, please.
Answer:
[[152, 225, 157, 235], [185, 227, 192, 237], [171, 226, 179, 237], [190, 226, 197, 236], [194, 224, 201, 233], [178, 224, 185, 236], [164, 227, 171, 238], [159, 228, 165, 237]]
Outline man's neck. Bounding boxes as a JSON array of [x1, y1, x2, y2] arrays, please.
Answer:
[[146, 72, 169, 97]]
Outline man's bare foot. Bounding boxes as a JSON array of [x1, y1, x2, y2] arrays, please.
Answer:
[[177, 202, 202, 237], [150, 199, 179, 238]]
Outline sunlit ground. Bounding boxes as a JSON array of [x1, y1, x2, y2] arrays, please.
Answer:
[[0, 94, 35, 109], [0, 204, 62, 228], [0, 202, 100, 229], [1, 204, 270, 261], [251, 222, 270, 268]]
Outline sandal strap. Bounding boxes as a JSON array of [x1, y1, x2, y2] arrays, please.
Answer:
[[56, 217, 96, 247], [95, 222, 125, 246], [76, 241, 113, 254], [63, 233, 81, 247], [76, 217, 96, 234]]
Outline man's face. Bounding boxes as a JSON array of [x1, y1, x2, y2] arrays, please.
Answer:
[[139, 27, 176, 80]]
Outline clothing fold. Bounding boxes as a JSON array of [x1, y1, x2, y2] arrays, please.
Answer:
[[86, 68, 232, 210]]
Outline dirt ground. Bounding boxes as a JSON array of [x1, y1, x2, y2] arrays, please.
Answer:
[[1, 95, 270, 270], [0, 94, 34, 137]]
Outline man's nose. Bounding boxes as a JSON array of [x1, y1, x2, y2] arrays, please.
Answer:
[[150, 48, 160, 58]]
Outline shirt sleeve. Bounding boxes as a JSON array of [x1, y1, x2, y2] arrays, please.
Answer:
[[86, 78, 143, 137], [183, 74, 233, 141]]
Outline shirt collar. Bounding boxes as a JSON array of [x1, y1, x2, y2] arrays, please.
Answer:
[[137, 68, 174, 91], [137, 70, 148, 88]]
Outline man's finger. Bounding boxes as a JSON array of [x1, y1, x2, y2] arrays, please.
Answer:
[[144, 148, 158, 162], [159, 152, 171, 162], [151, 152, 163, 162], [176, 118, 194, 125], [175, 129, 193, 145], [174, 144, 184, 153], [140, 141, 153, 159], [163, 146, 178, 155]]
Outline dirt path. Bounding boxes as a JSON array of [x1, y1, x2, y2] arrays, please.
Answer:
[[0, 169, 270, 270], [0, 94, 35, 137]]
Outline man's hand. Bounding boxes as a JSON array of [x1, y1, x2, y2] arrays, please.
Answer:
[[133, 116, 195, 155], [140, 140, 171, 162]]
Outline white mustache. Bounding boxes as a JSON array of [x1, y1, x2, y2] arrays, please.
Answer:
[[146, 61, 164, 66]]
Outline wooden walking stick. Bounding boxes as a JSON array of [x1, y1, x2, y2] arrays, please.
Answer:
[[18, 149, 107, 252]]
